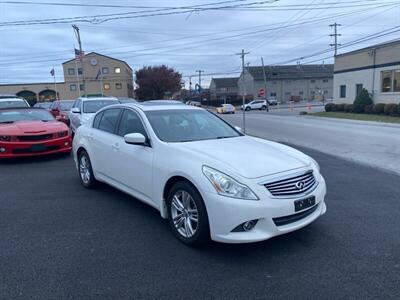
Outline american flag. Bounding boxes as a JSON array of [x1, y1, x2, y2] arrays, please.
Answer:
[[74, 48, 84, 61], [50, 68, 55, 77]]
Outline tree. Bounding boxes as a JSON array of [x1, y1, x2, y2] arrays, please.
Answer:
[[353, 88, 373, 113], [135, 65, 182, 101]]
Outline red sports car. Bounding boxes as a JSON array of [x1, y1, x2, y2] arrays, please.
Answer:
[[0, 107, 72, 158]]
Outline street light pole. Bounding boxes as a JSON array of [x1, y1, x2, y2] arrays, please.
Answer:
[[196, 70, 204, 105], [236, 49, 249, 133], [72, 25, 86, 97]]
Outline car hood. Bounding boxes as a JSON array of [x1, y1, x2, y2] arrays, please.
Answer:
[[176, 136, 311, 179], [0, 120, 68, 135]]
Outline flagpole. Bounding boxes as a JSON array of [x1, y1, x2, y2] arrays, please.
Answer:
[[52, 67, 58, 101], [100, 71, 104, 96], [74, 46, 81, 97]]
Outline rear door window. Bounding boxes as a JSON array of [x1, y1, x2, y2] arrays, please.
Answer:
[[97, 108, 122, 134]]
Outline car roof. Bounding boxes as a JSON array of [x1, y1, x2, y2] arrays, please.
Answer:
[[113, 101, 201, 112], [78, 96, 119, 102], [0, 98, 25, 102]]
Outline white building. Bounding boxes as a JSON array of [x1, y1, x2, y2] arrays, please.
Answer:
[[333, 40, 400, 104]]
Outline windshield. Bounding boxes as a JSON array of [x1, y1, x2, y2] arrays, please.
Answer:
[[0, 109, 55, 123], [83, 100, 119, 113], [0, 101, 28, 109], [145, 109, 241, 142], [34, 102, 52, 109]]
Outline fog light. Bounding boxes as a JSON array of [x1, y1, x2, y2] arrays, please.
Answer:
[[243, 220, 257, 231], [231, 219, 259, 232], [0, 147, 5, 153], [64, 142, 69, 146]]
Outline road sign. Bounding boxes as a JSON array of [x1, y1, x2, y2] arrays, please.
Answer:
[[259, 88, 265, 97]]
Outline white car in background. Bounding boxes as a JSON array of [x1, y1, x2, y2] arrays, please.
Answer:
[[0, 95, 30, 108], [242, 100, 267, 111], [69, 97, 120, 134], [73, 102, 326, 245]]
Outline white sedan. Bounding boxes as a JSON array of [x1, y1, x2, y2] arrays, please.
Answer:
[[69, 97, 120, 134], [73, 102, 326, 245]]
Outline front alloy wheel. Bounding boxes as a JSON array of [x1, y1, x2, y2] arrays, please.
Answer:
[[78, 151, 97, 188], [167, 181, 210, 245]]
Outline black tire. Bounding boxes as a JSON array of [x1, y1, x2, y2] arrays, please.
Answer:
[[167, 181, 210, 246], [261, 105, 267, 110], [245, 107, 251, 111], [78, 150, 97, 189]]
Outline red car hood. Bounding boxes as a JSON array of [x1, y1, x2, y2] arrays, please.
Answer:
[[0, 120, 69, 135]]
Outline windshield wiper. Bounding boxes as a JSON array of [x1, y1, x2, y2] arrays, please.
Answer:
[[216, 136, 234, 139], [0, 121, 14, 124]]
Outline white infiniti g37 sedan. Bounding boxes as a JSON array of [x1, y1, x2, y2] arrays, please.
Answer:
[[73, 102, 326, 245]]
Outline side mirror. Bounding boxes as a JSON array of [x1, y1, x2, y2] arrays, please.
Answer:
[[234, 126, 242, 133], [124, 133, 147, 146], [71, 107, 80, 114]]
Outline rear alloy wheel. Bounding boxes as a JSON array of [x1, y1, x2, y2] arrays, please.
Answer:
[[167, 181, 210, 246], [261, 105, 267, 110], [78, 151, 97, 189]]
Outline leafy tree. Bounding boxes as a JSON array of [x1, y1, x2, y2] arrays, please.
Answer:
[[353, 88, 373, 113], [135, 65, 182, 101]]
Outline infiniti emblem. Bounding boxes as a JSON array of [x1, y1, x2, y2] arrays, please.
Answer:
[[295, 181, 305, 190]]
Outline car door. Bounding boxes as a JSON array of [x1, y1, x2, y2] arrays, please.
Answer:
[[90, 108, 123, 180], [113, 108, 154, 204]]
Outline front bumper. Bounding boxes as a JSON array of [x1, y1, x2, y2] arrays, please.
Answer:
[[204, 175, 327, 243], [0, 136, 72, 158]]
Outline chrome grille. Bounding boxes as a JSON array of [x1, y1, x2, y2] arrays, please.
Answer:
[[265, 171, 316, 197]]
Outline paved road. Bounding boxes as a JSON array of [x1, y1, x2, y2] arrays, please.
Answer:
[[1, 152, 399, 299], [220, 112, 400, 175]]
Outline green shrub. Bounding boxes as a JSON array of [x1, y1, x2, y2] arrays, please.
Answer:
[[325, 103, 335, 112], [364, 104, 373, 114], [344, 104, 353, 113], [384, 103, 398, 116], [336, 103, 346, 112], [353, 88, 373, 113], [373, 103, 385, 114], [344, 104, 353, 112]]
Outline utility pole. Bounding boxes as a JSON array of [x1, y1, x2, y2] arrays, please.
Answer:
[[329, 23, 342, 56], [236, 49, 249, 133], [196, 70, 204, 105], [72, 25, 86, 97], [261, 57, 269, 112], [189, 76, 192, 100]]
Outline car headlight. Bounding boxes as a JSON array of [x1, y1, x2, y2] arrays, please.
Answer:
[[0, 135, 11, 142], [310, 157, 320, 171], [202, 166, 258, 200]]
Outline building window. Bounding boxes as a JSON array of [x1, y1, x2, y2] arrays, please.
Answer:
[[272, 81, 277, 84], [80, 84, 85, 91], [104, 83, 110, 90], [310, 91, 315, 95], [270, 92, 277, 97], [114, 67, 121, 74], [285, 92, 291, 95], [324, 90, 329, 94], [78, 68, 83, 75], [356, 84, 363, 96], [68, 68, 75, 75], [115, 83, 122, 89], [310, 80, 316, 83], [381, 70, 400, 93], [394, 70, 400, 92], [323, 79, 329, 83], [286, 80, 291, 84], [340, 85, 346, 98], [102, 67, 109, 74], [70, 84, 77, 91], [299, 91, 303, 95]]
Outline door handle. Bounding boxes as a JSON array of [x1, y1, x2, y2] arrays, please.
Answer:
[[112, 143, 120, 150]]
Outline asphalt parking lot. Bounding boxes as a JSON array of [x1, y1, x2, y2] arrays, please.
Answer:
[[1, 148, 400, 299]]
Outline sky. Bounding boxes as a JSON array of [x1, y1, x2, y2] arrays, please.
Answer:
[[0, 0, 399, 88]]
